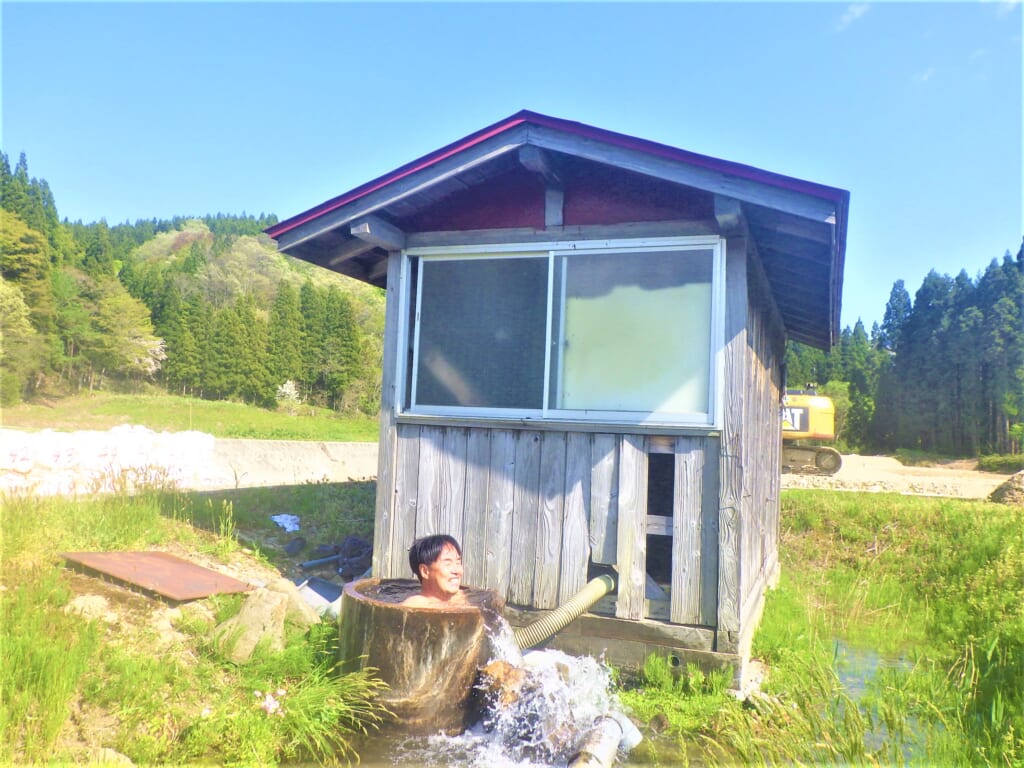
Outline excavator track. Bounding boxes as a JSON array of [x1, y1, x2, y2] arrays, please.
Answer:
[[781, 445, 843, 476]]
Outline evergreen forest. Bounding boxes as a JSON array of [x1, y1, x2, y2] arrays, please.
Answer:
[[1, 152, 384, 415], [1, 151, 1021, 457]]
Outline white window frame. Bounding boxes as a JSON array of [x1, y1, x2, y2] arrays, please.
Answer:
[[397, 235, 726, 429]]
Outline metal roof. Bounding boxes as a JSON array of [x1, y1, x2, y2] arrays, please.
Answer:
[[267, 110, 848, 349]]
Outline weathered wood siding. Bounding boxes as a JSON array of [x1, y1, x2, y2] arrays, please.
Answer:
[[717, 236, 785, 650], [738, 249, 785, 631], [373, 231, 783, 647], [378, 424, 721, 625]]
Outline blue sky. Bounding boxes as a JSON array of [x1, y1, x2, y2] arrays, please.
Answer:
[[2, 2, 1020, 330]]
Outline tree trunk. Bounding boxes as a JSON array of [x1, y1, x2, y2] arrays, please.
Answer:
[[337, 578, 505, 735]]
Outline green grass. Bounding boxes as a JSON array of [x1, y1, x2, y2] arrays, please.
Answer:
[[621, 490, 1024, 767], [0, 481, 387, 765], [1, 392, 379, 441], [977, 453, 1024, 474], [184, 480, 377, 549]]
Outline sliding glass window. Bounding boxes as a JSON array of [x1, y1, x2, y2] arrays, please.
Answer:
[[404, 237, 723, 426]]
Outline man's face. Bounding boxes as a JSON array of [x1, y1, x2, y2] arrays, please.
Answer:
[[419, 542, 463, 600]]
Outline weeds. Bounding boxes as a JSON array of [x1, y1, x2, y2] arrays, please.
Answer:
[[764, 490, 1024, 766], [0, 568, 101, 760], [0, 481, 388, 765], [625, 491, 1024, 767]]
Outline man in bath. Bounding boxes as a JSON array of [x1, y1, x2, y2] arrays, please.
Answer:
[[402, 534, 468, 607]]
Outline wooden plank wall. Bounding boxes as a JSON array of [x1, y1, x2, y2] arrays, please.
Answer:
[[738, 254, 785, 625], [371, 252, 403, 578], [379, 424, 720, 625], [372, 241, 779, 639], [717, 238, 747, 636]]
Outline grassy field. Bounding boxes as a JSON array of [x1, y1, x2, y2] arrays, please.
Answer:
[[2, 397, 1021, 766], [1, 392, 379, 442], [0, 482, 388, 765], [627, 490, 1024, 766]]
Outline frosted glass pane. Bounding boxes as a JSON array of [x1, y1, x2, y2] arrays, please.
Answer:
[[557, 250, 713, 414]]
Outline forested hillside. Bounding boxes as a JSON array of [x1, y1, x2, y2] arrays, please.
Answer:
[[1, 150, 1020, 456], [786, 250, 1024, 456], [0, 152, 384, 413]]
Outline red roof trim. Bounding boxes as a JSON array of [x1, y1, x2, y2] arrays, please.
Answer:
[[266, 113, 531, 238], [266, 109, 848, 239]]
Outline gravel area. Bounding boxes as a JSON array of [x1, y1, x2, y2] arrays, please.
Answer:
[[781, 453, 1007, 499], [1, 425, 1009, 500]]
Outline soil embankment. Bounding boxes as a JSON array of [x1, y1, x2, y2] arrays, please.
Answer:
[[1, 426, 378, 496]]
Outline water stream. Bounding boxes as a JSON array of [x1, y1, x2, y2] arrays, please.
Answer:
[[354, 617, 632, 768]]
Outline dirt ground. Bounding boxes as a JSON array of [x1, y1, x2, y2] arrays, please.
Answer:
[[780, 453, 1007, 499], [1, 425, 1009, 500]]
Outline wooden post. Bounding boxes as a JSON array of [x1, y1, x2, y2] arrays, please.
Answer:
[[616, 435, 647, 620], [717, 237, 748, 646], [372, 252, 403, 578]]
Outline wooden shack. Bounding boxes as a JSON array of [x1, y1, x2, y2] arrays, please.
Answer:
[[267, 111, 849, 678]]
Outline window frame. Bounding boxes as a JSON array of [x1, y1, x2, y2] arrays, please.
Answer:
[[397, 235, 726, 429]]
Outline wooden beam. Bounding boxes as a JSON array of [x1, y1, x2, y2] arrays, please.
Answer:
[[405, 219, 718, 249], [366, 257, 390, 282], [545, 187, 564, 228], [755, 232, 831, 263], [671, 436, 704, 626], [750, 212, 833, 245], [714, 195, 744, 235], [717, 238, 747, 636], [517, 145, 562, 187], [327, 237, 376, 266], [273, 127, 529, 252], [372, 252, 405, 578], [349, 215, 406, 251], [518, 146, 564, 227], [528, 125, 838, 223], [615, 435, 648, 621]]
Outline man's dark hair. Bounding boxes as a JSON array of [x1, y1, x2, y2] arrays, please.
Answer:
[[408, 534, 462, 582]]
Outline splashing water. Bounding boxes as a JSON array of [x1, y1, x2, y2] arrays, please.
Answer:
[[374, 616, 630, 767]]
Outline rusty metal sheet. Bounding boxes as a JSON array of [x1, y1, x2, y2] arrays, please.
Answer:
[[62, 551, 252, 601]]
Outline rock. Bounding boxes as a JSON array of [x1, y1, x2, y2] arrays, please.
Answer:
[[267, 577, 321, 628], [64, 595, 117, 624], [339, 535, 372, 558], [283, 536, 307, 556], [337, 554, 371, 580], [86, 747, 133, 765], [989, 470, 1024, 506], [214, 588, 288, 664], [478, 659, 529, 707], [335, 536, 372, 579]]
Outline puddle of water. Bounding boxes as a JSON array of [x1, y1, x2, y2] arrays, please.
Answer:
[[352, 618, 633, 768], [833, 639, 911, 697], [833, 638, 921, 761]]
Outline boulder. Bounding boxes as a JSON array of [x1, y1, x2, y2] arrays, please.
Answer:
[[267, 577, 322, 629], [214, 588, 288, 664]]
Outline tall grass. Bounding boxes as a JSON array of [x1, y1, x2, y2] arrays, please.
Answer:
[[0, 481, 387, 764], [622, 491, 1023, 766], [0, 569, 101, 758], [720, 490, 1024, 766]]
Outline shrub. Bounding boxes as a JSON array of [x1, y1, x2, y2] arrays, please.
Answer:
[[977, 454, 1024, 474]]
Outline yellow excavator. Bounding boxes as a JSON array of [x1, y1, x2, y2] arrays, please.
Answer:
[[781, 390, 843, 475]]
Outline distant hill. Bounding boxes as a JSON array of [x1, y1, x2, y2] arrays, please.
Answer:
[[1, 150, 384, 412]]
